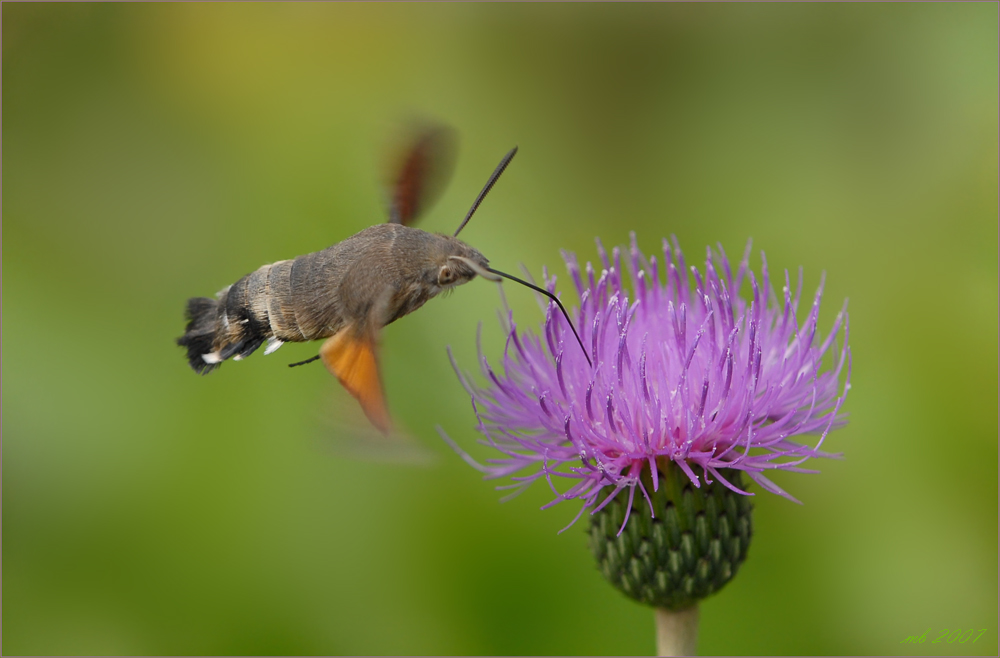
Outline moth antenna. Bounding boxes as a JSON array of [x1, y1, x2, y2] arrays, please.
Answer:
[[453, 146, 518, 237], [485, 266, 593, 367], [288, 355, 321, 368]]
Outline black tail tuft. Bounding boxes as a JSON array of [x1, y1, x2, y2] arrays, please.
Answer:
[[177, 297, 221, 374]]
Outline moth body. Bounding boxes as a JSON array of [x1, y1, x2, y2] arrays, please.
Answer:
[[178, 223, 489, 374]]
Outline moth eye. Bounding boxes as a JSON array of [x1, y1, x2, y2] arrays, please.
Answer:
[[438, 267, 454, 285]]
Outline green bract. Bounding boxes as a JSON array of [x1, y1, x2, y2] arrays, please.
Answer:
[[589, 459, 753, 610]]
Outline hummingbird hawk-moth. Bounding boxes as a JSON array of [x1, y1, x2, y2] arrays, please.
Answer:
[[177, 126, 588, 433]]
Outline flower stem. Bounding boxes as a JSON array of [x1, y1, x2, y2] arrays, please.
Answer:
[[655, 605, 699, 656]]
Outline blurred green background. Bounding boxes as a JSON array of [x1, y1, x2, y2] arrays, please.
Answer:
[[4, 4, 997, 656]]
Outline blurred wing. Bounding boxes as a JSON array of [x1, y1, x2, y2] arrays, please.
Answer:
[[320, 326, 391, 434], [386, 123, 458, 226], [316, 393, 434, 464]]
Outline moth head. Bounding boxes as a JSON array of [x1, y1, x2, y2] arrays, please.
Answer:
[[432, 237, 496, 289]]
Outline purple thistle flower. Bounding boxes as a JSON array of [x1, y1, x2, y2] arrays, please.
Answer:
[[445, 233, 851, 535]]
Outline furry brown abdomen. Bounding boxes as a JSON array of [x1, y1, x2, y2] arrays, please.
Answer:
[[177, 241, 358, 373]]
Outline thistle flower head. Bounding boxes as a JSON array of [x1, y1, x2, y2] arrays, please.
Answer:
[[447, 234, 851, 535]]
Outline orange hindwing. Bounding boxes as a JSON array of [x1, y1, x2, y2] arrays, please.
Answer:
[[319, 328, 391, 434]]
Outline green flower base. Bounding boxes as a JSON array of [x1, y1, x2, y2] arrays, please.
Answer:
[[589, 459, 753, 610]]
